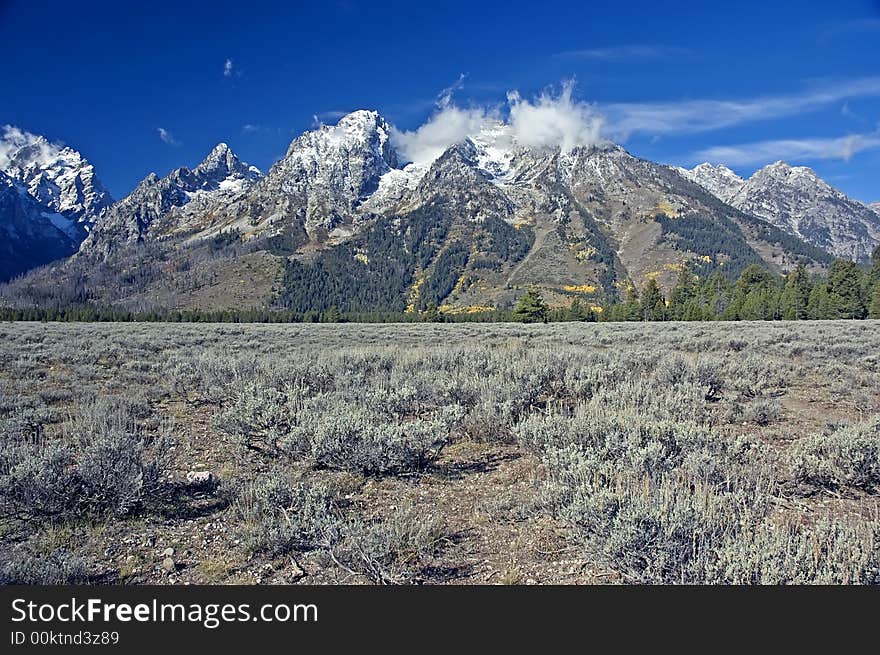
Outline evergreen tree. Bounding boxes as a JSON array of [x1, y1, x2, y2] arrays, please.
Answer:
[[867, 245, 880, 317], [703, 269, 732, 319], [869, 245, 880, 288], [423, 301, 444, 323], [615, 285, 642, 321], [729, 264, 780, 320], [513, 289, 549, 323], [780, 261, 811, 320], [667, 266, 696, 320], [683, 300, 706, 321], [869, 284, 880, 319], [808, 281, 832, 319], [640, 278, 666, 321], [322, 306, 342, 323], [826, 259, 866, 319]]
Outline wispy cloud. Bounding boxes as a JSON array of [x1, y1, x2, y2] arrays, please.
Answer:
[[223, 58, 234, 78], [557, 44, 691, 60], [691, 130, 880, 167], [507, 81, 604, 152], [157, 127, 179, 146], [0, 125, 64, 169], [437, 73, 467, 108], [603, 77, 880, 139]]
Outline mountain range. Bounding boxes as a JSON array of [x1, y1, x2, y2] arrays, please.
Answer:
[[678, 161, 880, 262], [1, 113, 877, 314]]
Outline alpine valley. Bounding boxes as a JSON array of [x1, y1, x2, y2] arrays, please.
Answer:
[[1, 113, 878, 315]]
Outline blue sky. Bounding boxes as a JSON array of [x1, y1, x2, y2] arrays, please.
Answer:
[[1, 0, 879, 202]]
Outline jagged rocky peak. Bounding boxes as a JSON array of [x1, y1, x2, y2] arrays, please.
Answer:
[[677, 162, 744, 202], [281, 109, 398, 179], [167, 142, 261, 195], [192, 142, 261, 185], [751, 160, 820, 185], [0, 170, 81, 281], [81, 142, 262, 255], [0, 125, 113, 229], [870, 201, 880, 215], [240, 109, 404, 235], [725, 160, 880, 261]]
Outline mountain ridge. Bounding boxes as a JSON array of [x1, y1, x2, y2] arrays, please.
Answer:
[[680, 160, 880, 261], [0, 111, 867, 310]]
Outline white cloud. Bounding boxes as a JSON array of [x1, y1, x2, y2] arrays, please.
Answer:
[[557, 45, 690, 60], [223, 58, 234, 78], [603, 77, 880, 139], [157, 127, 179, 146], [0, 125, 62, 169], [384, 76, 880, 167], [242, 124, 260, 133], [507, 80, 604, 152], [691, 130, 880, 167], [391, 81, 605, 165], [391, 105, 495, 165]]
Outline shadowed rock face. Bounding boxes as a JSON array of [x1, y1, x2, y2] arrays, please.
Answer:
[[0, 171, 79, 281], [0, 127, 114, 277]]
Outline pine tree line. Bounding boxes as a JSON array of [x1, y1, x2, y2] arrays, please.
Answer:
[[601, 247, 880, 322], [3, 248, 878, 324]]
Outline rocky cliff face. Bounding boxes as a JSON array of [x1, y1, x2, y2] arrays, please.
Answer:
[[677, 163, 744, 203], [0, 127, 114, 280], [0, 171, 79, 281], [216, 110, 398, 240]]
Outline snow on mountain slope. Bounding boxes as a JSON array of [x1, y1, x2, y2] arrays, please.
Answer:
[[725, 161, 880, 261], [0, 126, 113, 238], [676, 163, 744, 203], [679, 160, 880, 261], [0, 171, 79, 281], [81, 143, 261, 255], [229, 110, 398, 237]]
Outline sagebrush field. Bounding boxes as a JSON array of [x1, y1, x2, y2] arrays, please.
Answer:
[[1, 320, 878, 584]]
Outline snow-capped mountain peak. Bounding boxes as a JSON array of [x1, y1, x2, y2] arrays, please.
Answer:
[[193, 142, 261, 183], [677, 162, 744, 202], [0, 125, 113, 232], [725, 161, 880, 261], [80, 143, 263, 254]]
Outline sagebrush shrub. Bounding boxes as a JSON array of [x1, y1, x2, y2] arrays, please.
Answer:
[[790, 418, 880, 491], [0, 546, 91, 585], [216, 381, 307, 455], [327, 505, 445, 585], [742, 398, 782, 425], [710, 519, 880, 584], [310, 410, 446, 475], [230, 473, 337, 556], [0, 397, 166, 521]]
